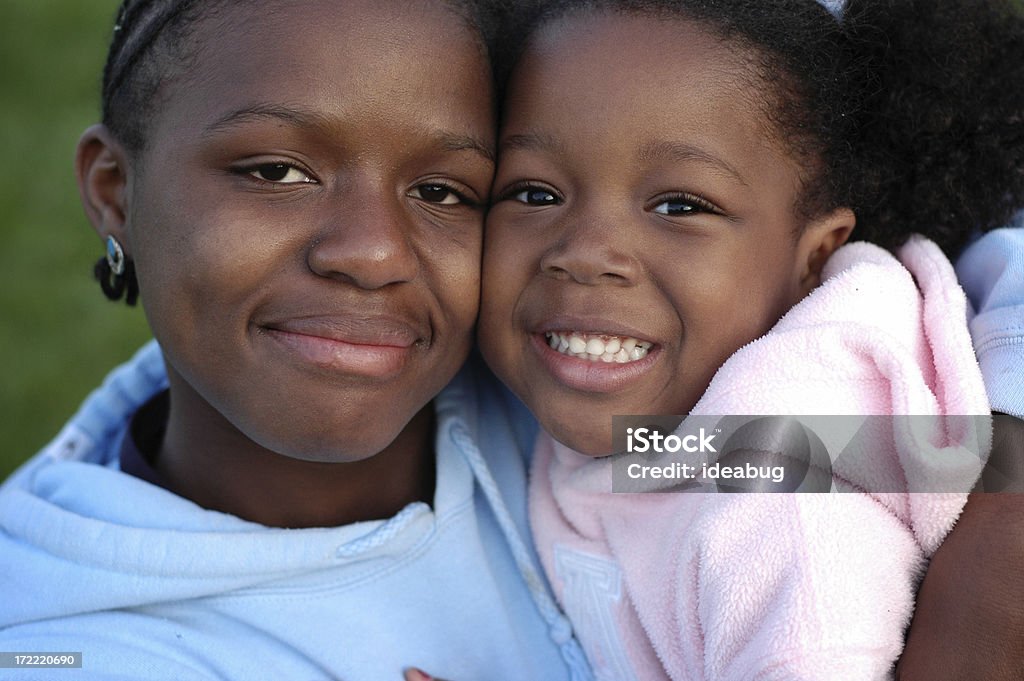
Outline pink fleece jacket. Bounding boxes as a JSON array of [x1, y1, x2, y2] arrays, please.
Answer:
[[529, 238, 991, 681]]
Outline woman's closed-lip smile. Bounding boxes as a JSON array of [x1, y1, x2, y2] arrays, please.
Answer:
[[261, 315, 424, 378]]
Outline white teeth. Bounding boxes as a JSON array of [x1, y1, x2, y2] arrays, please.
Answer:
[[543, 331, 652, 364]]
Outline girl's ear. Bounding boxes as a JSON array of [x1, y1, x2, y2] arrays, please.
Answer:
[[796, 207, 855, 294], [76, 124, 131, 246]]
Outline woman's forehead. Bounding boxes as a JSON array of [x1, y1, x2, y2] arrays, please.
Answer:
[[146, 0, 495, 150]]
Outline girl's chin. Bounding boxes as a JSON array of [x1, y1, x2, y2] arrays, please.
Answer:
[[544, 421, 616, 458]]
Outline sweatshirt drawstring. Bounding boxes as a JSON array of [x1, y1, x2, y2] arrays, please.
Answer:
[[451, 423, 594, 681]]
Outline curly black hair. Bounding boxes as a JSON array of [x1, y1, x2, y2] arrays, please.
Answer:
[[844, 0, 1024, 255], [100, 0, 502, 155], [497, 0, 1024, 257]]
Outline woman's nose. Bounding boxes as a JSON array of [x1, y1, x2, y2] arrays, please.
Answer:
[[306, 186, 419, 289]]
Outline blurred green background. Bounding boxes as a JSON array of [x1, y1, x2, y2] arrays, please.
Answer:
[[0, 2, 152, 478]]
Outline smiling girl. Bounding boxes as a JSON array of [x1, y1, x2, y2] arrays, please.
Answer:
[[0, 2, 588, 679], [477, 0, 1024, 677]]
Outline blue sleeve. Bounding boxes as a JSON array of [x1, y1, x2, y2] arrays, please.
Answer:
[[955, 217, 1024, 418]]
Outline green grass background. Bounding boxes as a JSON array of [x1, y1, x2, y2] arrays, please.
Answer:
[[0, 2, 152, 478]]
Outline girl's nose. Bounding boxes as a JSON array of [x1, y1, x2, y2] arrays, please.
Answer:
[[306, 188, 419, 289], [539, 218, 640, 286]]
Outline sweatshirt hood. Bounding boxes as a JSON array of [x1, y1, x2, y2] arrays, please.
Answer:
[[0, 440, 440, 628], [0, 344, 461, 628]]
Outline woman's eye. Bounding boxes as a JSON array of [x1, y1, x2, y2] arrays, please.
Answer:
[[652, 195, 715, 216], [410, 184, 463, 205], [248, 163, 313, 184], [513, 188, 559, 206]]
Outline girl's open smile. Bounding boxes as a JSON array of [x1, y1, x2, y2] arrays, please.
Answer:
[[542, 332, 653, 364]]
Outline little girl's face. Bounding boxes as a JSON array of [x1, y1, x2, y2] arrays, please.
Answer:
[[480, 13, 823, 455], [122, 0, 494, 460]]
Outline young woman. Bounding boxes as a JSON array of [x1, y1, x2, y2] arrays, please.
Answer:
[[0, 2, 588, 679]]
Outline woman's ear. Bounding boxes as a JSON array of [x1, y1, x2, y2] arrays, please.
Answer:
[[796, 207, 855, 294], [76, 124, 131, 245]]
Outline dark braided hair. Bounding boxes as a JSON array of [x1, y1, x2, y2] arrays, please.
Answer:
[[100, 0, 210, 153], [100, 0, 503, 154], [498, 0, 1024, 257]]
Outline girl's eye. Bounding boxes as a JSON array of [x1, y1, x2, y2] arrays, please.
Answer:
[[652, 194, 717, 216], [410, 184, 464, 205], [248, 163, 314, 184], [513, 188, 559, 206]]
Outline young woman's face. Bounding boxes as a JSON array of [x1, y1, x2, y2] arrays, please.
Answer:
[[124, 0, 494, 461], [480, 13, 827, 455]]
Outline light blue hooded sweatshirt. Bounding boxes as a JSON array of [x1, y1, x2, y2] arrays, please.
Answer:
[[0, 343, 592, 681], [956, 220, 1024, 418]]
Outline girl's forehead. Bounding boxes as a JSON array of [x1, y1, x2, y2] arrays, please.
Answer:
[[530, 10, 741, 70], [516, 13, 755, 121], [510, 11, 778, 150]]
